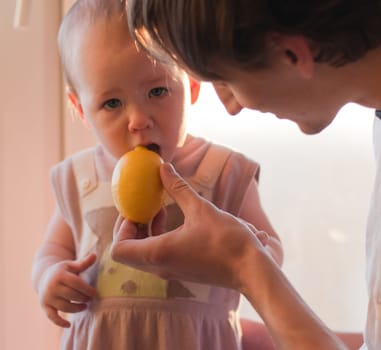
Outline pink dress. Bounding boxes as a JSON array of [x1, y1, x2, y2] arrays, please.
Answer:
[[51, 135, 259, 350]]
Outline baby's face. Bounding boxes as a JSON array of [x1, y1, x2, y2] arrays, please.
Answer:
[[71, 18, 193, 163]]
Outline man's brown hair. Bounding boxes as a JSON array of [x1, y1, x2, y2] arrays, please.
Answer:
[[128, 0, 381, 79]]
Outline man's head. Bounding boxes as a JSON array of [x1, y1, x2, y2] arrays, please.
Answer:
[[127, 0, 381, 134]]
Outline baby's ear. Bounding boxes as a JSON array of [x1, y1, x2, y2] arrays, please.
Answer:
[[189, 78, 201, 104], [66, 88, 90, 128]]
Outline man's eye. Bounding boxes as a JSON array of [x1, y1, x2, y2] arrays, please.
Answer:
[[104, 99, 122, 109], [149, 87, 168, 98]]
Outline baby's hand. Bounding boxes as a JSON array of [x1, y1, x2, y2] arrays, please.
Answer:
[[255, 231, 269, 247], [237, 218, 269, 247], [38, 253, 97, 328]]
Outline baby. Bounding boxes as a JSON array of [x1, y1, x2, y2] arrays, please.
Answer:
[[32, 0, 282, 349]]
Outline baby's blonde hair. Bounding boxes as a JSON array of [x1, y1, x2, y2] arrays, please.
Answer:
[[58, 0, 127, 91], [58, 0, 185, 92]]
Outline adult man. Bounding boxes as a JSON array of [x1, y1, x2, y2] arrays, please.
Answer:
[[112, 1, 381, 349]]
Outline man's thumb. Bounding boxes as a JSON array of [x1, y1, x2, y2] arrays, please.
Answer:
[[160, 163, 201, 216]]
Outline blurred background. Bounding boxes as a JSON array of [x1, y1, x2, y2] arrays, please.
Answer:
[[0, 0, 373, 348]]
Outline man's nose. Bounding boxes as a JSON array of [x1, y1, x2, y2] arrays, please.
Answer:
[[212, 83, 243, 115]]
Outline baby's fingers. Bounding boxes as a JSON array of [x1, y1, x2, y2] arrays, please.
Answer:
[[151, 208, 167, 236], [45, 305, 70, 328], [238, 220, 268, 246], [55, 298, 88, 314], [58, 284, 94, 303], [69, 253, 97, 275], [63, 274, 97, 299], [255, 231, 269, 247], [113, 215, 125, 239]]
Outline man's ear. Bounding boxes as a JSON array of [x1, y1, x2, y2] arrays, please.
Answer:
[[276, 35, 314, 78], [67, 89, 90, 128], [189, 78, 201, 104]]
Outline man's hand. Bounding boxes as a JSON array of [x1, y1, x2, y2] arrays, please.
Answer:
[[111, 163, 265, 290]]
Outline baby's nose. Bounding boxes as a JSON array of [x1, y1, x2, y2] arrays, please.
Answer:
[[128, 107, 154, 132]]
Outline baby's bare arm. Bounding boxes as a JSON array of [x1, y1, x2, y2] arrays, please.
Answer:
[[32, 207, 96, 327], [32, 207, 76, 290], [239, 179, 283, 266]]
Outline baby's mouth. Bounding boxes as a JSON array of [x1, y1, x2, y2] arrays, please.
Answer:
[[144, 143, 161, 156]]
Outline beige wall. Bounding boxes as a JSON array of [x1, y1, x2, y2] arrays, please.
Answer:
[[0, 1, 93, 348], [0, 1, 62, 349]]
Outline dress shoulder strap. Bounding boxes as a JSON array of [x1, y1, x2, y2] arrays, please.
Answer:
[[191, 143, 232, 199], [70, 148, 103, 259], [71, 148, 98, 198]]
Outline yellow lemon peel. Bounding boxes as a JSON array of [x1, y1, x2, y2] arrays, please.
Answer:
[[112, 146, 164, 224]]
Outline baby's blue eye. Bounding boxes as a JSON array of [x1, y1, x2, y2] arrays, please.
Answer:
[[104, 99, 122, 109], [149, 87, 168, 98]]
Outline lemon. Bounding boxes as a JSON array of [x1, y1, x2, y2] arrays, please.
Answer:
[[111, 146, 164, 224]]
